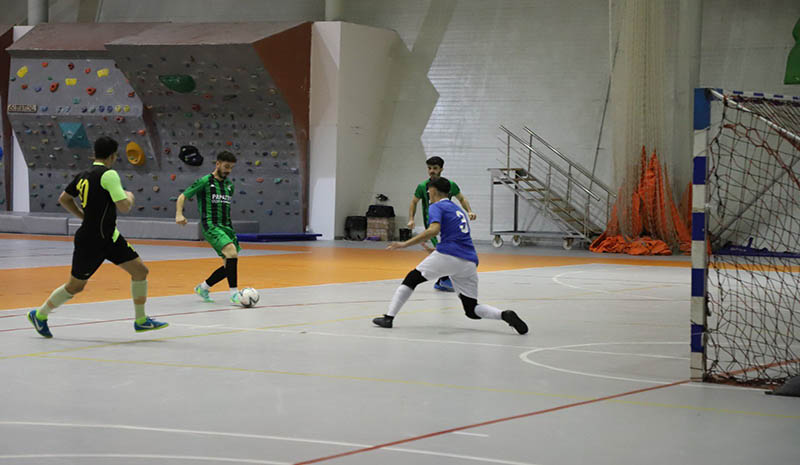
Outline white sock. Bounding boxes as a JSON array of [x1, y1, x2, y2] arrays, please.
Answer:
[[387, 285, 413, 317], [200, 281, 210, 291], [230, 287, 239, 295], [475, 304, 502, 320]]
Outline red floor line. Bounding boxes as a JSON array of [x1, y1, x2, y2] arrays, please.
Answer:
[[293, 379, 691, 465]]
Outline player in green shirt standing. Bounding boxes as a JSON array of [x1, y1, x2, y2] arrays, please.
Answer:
[[407, 156, 477, 292], [175, 151, 243, 305], [28, 136, 168, 337]]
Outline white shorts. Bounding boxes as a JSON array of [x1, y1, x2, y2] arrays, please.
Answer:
[[416, 251, 479, 299]]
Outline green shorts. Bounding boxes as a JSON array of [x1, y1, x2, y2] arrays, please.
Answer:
[[203, 225, 241, 257]]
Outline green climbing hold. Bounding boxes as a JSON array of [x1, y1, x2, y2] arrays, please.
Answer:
[[158, 74, 196, 93]]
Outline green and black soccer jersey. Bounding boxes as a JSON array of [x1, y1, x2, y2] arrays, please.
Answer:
[[414, 178, 461, 227], [183, 174, 235, 231], [65, 162, 127, 241]]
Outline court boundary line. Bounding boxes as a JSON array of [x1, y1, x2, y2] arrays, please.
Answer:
[[292, 379, 690, 464]]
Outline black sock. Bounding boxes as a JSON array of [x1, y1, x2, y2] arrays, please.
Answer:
[[225, 258, 238, 288], [205, 265, 227, 287]]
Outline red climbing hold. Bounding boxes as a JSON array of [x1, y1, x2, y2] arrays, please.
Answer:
[[191, 104, 202, 111], [128, 91, 135, 98], [137, 129, 146, 136], [256, 177, 264, 183], [87, 87, 96, 95], [49, 82, 59, 92], [41, 61, 48, 68], [84, 68, 91, 74], [164, 147, 171, 154], [21, 84, 28, 90], [67, 62, 74, 70], [170, 174, 176, 181], [225, 141, 233, 146]]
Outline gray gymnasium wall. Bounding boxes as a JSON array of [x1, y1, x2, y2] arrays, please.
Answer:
[[5, 0, 798, 240]]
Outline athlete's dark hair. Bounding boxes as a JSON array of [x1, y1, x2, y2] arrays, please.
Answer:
[[217, 151, 237, 163], [426, 156, 444, 168], [430, 176, 451, 194], [94, 136, 118, 159]]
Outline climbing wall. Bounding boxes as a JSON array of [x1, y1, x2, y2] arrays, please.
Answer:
[[5, 22, 311, 233], [5, 23, 158, 213], [7, 56, 156, 211], [106, 22, 311, 232], [0, 25, 13, 211]]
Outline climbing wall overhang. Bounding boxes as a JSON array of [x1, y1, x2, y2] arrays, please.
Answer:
[[106, 21, 311, 233]]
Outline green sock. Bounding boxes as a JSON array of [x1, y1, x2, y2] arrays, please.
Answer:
[[36, 284, 74, 320], [131, 280, 147, 323]]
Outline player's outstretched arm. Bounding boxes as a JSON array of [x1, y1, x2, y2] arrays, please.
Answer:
[[407, 195, 420, 229], [58, 191, 84, 220], [454, 192, 477, 220], [175, 193, 188, 225], [388, 222, 441, 250]]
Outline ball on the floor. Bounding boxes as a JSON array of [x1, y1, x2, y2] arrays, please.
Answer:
[[239, 287, 260, 308]]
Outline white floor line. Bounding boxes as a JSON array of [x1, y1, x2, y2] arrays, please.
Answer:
[[552, 270, 677, 301], [0, 422, 540, 465], [0, 454, 287, 464]]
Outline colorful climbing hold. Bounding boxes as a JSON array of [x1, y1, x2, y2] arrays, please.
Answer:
[[86, 87, 96, 95], [97, 68, 109, 78], [49, 83, 59, 92], [170, 174, 176, 181], [158, 74, 196, 93], [17, 66, 28, 78]]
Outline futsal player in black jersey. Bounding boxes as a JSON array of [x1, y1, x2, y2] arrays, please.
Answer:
[[28, 136, 168, 338]]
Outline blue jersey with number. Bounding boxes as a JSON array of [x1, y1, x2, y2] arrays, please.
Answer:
[[428, 199, 479, 265]]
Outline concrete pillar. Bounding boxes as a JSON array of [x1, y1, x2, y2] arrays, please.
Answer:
[[28, 0, 48, 25], [325, 0, 343, 21]]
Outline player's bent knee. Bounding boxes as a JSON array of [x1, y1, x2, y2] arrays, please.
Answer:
[[458, 294, 481, 319], [402, 269, 427, 289]]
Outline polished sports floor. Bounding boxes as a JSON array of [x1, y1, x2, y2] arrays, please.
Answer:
[[1, 233, 798, 465]]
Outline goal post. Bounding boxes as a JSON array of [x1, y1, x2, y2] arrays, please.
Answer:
[[692, 88, 800, 385]]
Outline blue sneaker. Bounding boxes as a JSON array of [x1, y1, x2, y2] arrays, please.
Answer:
[[434, 277, 455, 292], [194, 284, 213, 303], [28, 310, 53, 338], [134, 316, 169, 333]]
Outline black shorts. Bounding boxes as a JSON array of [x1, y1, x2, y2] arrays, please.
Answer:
[[71, 232, 140, 280]]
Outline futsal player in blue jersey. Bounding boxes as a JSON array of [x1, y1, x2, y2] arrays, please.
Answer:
[[373, 177, 528, 334]]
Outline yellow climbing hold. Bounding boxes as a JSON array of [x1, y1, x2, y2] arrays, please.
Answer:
[[254, 160, 262, 166], [16, 66, 28, 78], [123, 105, 130, 113], [271, 150, 278, 157], [65, 78, 77, 86], [97, 68, 109, 78]]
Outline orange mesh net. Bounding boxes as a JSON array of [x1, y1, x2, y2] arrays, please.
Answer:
[[590, 147, 691, 255]]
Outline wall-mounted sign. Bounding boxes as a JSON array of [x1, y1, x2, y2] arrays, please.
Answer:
[[7, 104, 38, 113]]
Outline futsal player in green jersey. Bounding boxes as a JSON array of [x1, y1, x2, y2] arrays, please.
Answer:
[[28, 136, 168, 338], [407, 156, 477, 292], [175, 151, 243, 305]]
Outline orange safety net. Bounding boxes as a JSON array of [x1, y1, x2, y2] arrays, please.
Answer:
[[590, 147, 692, 255]]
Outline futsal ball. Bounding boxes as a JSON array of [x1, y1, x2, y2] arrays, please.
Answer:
[[239, 287, 260, 308]]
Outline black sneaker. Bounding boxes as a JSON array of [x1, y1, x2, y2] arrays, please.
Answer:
[[372, 315, 394, 328], [501, 310, 528, 335]]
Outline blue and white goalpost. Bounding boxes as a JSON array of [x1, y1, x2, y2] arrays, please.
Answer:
[[691, 88, 800, 385]]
